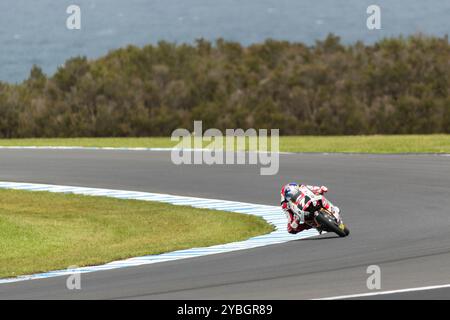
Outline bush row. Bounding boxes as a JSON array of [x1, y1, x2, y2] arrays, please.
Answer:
[[0, 34, 448, 137]]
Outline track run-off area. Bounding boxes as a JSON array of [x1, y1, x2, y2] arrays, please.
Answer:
[[0, 148, 449, 299]]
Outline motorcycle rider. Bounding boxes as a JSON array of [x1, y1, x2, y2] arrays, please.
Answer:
[[280, 182, 339, 234]]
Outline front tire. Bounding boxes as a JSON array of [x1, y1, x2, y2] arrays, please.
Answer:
[[316, 213, 349, 237]]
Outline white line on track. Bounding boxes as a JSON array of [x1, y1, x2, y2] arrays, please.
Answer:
[[317, 283, 450, 300], [0, 181, 319, 284]]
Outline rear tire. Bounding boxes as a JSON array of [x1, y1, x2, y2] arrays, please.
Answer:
[[316, 213, 349, 237]]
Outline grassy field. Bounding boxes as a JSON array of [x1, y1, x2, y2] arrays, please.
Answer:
[[0, 189, 273, 279], [0, 135, 449, 153], [279, 135, 450, 154]]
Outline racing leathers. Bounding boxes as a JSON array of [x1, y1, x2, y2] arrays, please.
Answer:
[[280, 183, 337, 234]]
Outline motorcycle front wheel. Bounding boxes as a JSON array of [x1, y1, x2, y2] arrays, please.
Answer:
[[315, 212, 350, 237]]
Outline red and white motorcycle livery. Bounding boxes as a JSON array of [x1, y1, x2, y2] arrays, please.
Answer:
[[290, 188, 350, 237]]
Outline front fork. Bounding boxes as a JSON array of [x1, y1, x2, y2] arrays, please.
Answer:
[[321, 197, 342, 223], [308, 206, 343, 229]]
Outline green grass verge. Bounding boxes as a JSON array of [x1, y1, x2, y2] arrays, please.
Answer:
[[0, 189, 273, 279], [0, 135, 449, 153], [279, 135, 450, 154]]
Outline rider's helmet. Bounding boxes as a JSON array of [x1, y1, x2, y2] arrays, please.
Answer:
[[283, 182, 301, 203]]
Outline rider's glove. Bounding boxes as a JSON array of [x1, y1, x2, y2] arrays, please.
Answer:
[[320, 186, 328, 194]]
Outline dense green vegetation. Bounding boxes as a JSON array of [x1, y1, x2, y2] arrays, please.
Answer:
[[0, 34, 448, 137]]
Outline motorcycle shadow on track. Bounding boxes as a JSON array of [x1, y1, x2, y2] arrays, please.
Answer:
[[298, 233, 342, 241]]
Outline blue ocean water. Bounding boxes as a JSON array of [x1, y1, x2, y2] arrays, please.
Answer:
[[0, 0, 449, 83]]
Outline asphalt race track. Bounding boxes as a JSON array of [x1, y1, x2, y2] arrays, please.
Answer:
[[0, 149, 449, 299]]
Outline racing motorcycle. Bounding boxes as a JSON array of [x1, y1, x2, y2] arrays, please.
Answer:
[[291, 191, 350, 238]]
